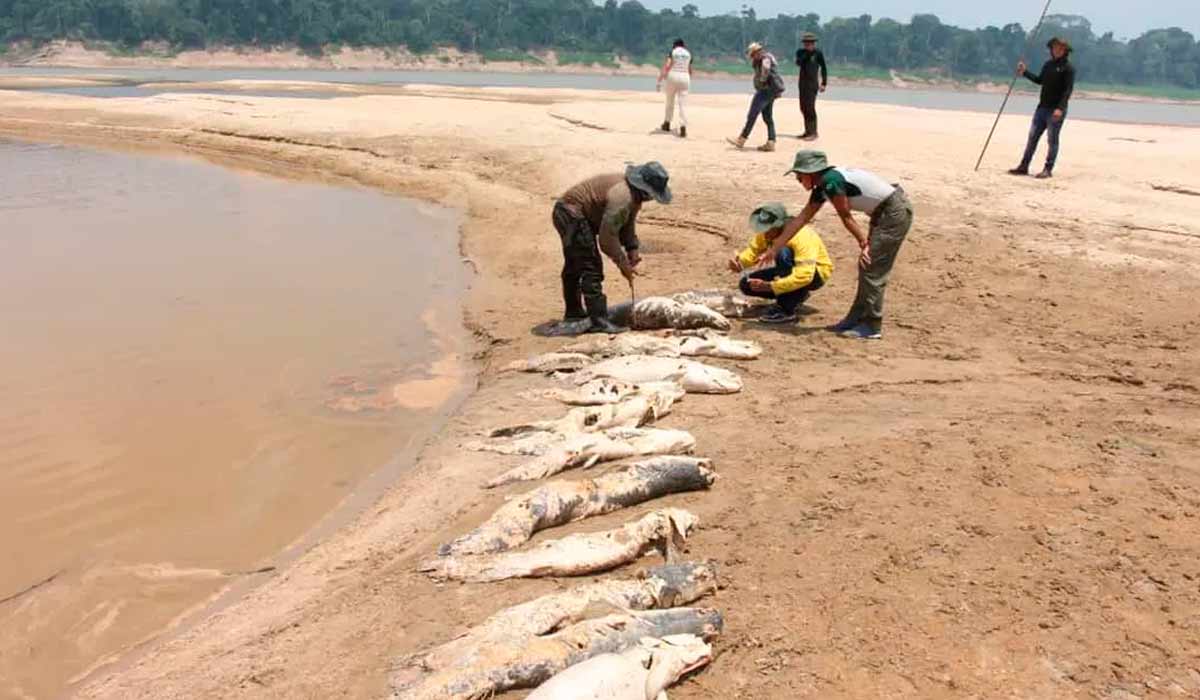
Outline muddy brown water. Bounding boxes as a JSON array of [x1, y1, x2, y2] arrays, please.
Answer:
[[0, 139, 470, 698]]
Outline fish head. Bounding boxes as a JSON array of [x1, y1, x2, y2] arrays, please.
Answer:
[[642, 634, 713, 696]]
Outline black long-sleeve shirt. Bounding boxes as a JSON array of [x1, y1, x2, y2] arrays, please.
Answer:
[[795, 48, 827, 86], [1024, 56, 1075, 111]]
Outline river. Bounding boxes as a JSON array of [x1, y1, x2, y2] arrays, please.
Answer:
[[1, 66, 1198, 127], [0, 138, 470, 699]]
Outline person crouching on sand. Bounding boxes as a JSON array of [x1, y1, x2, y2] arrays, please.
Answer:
[[728, 202, 832, 324]]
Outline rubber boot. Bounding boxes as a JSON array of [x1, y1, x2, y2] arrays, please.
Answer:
[[679, 126, 687, 138], [757, 140, 776, 152], [660, 121, 671, 132], [584, 294, 628, 335], [562, 277, 586, 321], [726, 136, 746, 149]]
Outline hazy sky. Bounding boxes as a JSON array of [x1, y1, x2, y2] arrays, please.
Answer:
[[637, 1, 1200, 39]]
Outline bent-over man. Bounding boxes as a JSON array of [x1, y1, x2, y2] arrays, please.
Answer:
[[552, 162, 673, 334]]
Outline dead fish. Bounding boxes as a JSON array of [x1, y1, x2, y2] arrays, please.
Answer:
[[526, 634, 713, 700], [504, 352, 594, 374], [487, 384, 685, 438], [563, 333, 682, 358], [538, 379, 680, 407], [390, 607, 723, 700], [668, 289, 768, 318], [438, 457, 716, 556], [486, 427, 697, 488], [464, 431, 567, 457], [608, 297, 732, 332], [400, 562, 719, 677], [566, 331, 761, 361], [572, 355, 743, 395], [418, 508, 697, 584]]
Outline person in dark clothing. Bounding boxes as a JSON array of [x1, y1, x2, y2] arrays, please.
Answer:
[[794, 32, 827, 141], [1009, 37, 1076, 179], [552, 162, 673, 334]]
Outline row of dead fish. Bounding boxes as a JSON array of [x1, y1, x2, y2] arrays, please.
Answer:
[[394, 296, 763, 699]]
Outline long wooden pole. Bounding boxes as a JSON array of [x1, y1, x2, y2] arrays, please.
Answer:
[[974, 0, 1055, 172]]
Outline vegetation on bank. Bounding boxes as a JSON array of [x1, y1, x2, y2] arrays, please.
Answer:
[[2, 1, 1199, 97]]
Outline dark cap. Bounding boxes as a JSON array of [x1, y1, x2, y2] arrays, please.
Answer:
[[1047, 36, 1072, 53], [625, 161, 672, 204]]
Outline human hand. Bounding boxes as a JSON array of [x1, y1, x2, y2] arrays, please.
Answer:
[[656, 80, 662, 92], [1016, 61, 1027, 76], [628, 249, 642, 268], [728, 257, 743, 273], [859, 244, 872, 269], [747, 278, 772, 293], [820, 84, 827, 93], [1052, 109, 1064, 122], [620, 263, 638, 281], [755, 246, 778, 268]]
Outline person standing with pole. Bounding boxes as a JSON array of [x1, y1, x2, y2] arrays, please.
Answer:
[[795, 32, 827, 141], [1008, 37, 1076, 179]]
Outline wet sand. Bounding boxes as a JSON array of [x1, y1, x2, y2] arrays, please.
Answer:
[[0, 140, 469, 699], [0, 86, 1198, 699]]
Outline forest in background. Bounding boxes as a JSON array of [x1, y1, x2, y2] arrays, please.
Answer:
[[2, 1, 1199, 94]]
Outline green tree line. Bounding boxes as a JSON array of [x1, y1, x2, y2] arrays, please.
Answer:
[[2, 1, 1198, 89]]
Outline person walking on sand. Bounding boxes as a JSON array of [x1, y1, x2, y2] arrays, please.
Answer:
[[727, 42, 785, 152], [1008, 37, 1076, 179], [657, 38, 693, 138], [756, 150, 913, 340], [794, 32, 828, 141], [728, 202, 833, 324], [552, 162, 673, 334]]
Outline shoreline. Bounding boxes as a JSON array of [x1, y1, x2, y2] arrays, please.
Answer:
[[2, 85, 1199, 699], [3, 40, 1198, 106]]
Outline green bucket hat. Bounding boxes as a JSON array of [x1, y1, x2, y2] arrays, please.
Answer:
[[783, 149, 831, 176], [625, 161, 673, 204], [802, 32, 818, 43], [749, 202, 790, 233]]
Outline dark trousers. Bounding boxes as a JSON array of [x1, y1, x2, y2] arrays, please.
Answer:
[[738, 247, 826, 313], [1019, 106, 1066, 173], [842, 187, 914, 332], [740, 89, 777, 141], [798, 80, 819, 136], [552, 201, 605, 320]]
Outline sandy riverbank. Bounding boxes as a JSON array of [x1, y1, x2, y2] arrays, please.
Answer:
[[2, 85, 1199, 700]]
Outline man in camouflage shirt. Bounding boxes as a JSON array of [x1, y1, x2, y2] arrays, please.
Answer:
[[552, 162, 673, 334]]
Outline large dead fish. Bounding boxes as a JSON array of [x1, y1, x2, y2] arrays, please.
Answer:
[[417, 508, 697, 583], [504, 352, 594, 373], [608, 297, 732, 332], [526, 634, 713, 700], [439, 457, 715, 556], [486, 427, 697, 488], [400, 562, 718, 676], [390, 607, 724, 700], [570, 355, 743, 395], [487, 384, 685, 438], [534, 379, 679, 407], [564, 331, 762, 361], [668, 288, 767, 318]]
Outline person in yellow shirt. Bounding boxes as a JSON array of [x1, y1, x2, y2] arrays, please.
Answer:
[[728, 202, 833, 324]]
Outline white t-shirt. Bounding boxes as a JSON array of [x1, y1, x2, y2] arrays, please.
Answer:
[[670, 47, 691, 74]]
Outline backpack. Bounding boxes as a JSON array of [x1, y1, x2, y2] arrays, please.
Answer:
[[754, 52, 786, 97]]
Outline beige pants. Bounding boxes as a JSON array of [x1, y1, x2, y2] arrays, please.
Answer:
[[663, 73, 690, 127]]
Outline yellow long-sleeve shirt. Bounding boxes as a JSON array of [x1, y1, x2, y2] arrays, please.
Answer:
[[736, 225, 833, 295]]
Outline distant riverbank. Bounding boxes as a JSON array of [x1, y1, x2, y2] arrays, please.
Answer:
[[4, 39, 1199, 106]]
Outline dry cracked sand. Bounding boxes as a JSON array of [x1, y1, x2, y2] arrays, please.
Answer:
[[1, 83, 1199, 699]]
